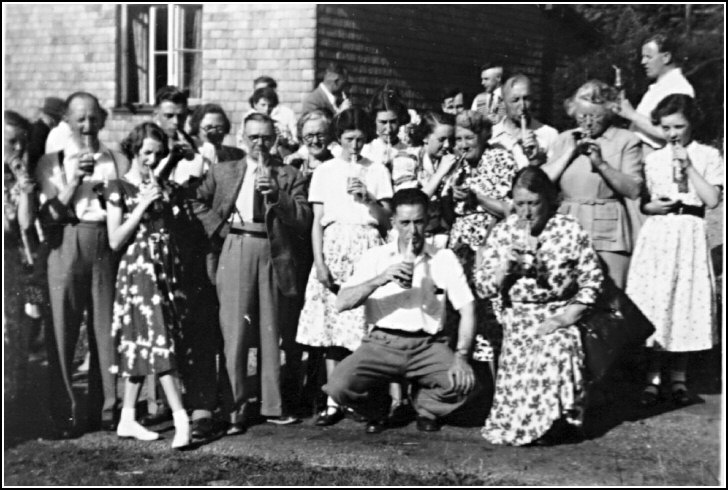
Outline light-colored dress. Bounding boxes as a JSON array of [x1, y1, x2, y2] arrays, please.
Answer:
[[475, 213, 604, 446], [296, 157, 393, 352], [626, 141, 722, 352]]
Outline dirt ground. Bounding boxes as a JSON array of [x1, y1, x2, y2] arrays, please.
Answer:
[[4, 205, 725, 486]]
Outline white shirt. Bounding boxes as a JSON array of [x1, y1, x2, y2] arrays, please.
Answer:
[[644, 141, 724, 207], [490, 119, 558, 169], [232, 157, 260, 224], [45, 121, 72, 154], [36, 139, 122, 222], [343, 242, 474, 334], [634, 68, 695, 149], [361, 138, 411, 168], [471, 86, 503, 113], [309, 157, 393, 227]]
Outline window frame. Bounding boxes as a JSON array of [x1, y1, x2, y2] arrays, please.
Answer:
[[116, 4, 202, 112]]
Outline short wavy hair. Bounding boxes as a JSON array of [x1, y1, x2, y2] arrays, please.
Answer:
[[455, 110, 492, 139], [408, 111, 455, 147], [369, 84, 410, 125], [511, 166, 560, 213], [332, 107, 374, 142], [296, 109, 333, 143], [650, 93, 701, 127], [564, 79, 619, 122], [249, 87, 279, 109], [120, 122, 169, 161]]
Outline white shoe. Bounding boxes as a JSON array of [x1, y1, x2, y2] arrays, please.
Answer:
[[117, 420, 160, 441], [172, 410, 191, 449]]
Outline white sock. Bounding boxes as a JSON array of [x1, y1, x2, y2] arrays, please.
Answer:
[[172, 410, 190, 449], [646, 372, 661, 387], [117, 408, 159, 441]]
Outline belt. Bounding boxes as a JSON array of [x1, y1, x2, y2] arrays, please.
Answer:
[[229, 228, 268, 238], [373, 327, 429, 337], [77, 220, 107, 228], [668, 203, 705, 218], [562, 197, 619, 205]]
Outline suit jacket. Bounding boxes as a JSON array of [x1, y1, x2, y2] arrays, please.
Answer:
[[302, 86, 336, 117], [193, 156, 313, 297]]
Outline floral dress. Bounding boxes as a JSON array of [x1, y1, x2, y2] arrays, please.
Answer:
[[626, 142, 722, 352], [108, 179, 186, 377], [474, 213, 604, 446]]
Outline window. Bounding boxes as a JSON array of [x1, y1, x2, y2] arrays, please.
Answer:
[[119, 4, 202, 107]]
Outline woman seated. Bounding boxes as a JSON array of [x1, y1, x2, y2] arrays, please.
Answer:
[[188, 103, 245, 165], [474, 167, 604, 446]]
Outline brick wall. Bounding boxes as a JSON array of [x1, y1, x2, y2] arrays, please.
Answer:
[[4, 4, 317, 149], [201, 3, 317, 143], [316, 5, 593, 129]]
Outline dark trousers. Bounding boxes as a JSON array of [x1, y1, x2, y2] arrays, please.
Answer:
[[324, 329, 473, 421], [46, 222, 118, 427]]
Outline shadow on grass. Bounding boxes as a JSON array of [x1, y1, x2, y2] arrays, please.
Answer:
[[3, 442, 519, 486]]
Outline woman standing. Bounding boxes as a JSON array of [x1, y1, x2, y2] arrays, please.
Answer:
[[107, 123, 190, 448], [626, 95, 721, 407], [237, 87, 298, 156], [4, 110, 36, 405], [475, 167, 604, 446], [542, 80, 643, 290], [296, 108, 393, 426], [188, 103, 245, 165], [362, 85, 413, 180], [285, 110, 335, 184]]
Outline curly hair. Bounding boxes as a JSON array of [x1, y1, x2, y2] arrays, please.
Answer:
[[455, 110, 492, 139], [408, 111, 455, 147], [564, 79, 619, 121], [249, 87, 279, 110], [120, 122, 169, 161]]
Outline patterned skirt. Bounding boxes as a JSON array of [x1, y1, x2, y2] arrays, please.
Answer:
[[296, 223, 383, 352], [111, 230, 186, 377], [482, 301, 585, 446], [626, 215, 717, 352]]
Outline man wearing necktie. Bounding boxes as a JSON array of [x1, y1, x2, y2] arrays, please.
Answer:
[[193, 113, 312, 432], [472, 63, 505, 125]]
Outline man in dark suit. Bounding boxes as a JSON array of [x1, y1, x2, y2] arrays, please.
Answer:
[[301, 62, 351, 117], [193, 113, 312, 432]]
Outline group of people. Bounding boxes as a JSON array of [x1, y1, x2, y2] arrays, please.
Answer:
[[3, 32, 722, 449]]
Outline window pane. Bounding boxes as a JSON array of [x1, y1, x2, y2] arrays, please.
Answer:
[[128, 6, 150, 104], [181, 51, 202, 99], [181, 5, 202, 50], [154, 6, 168, 52], [155, 54, 168, 95]]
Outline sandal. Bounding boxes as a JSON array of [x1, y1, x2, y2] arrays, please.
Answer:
[[670, 381, 691, 407], [638, 383, 661, 407]]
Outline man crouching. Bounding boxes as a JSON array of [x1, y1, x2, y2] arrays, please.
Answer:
[[325, 188, 478, 434]]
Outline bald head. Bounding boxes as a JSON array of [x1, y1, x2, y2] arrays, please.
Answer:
[[65, 92, 105, 138], [502, 75, 533, 123]]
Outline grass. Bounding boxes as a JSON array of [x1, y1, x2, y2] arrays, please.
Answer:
[[3, 441, 519, 486]]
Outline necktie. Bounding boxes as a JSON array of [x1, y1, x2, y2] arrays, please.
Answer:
[[253, 187, 265, 222]]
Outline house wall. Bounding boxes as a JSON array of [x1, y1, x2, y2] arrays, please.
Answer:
[[315, 4, 593, 127], [4, 4, 317, 148]]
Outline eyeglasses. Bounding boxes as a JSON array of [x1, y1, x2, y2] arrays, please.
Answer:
[[201, 125, 226, 133], [302, 133, 328, 143], [575, 113, 606, 123]]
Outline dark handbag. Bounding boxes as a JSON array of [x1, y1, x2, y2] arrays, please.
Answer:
[[578, 276, 656, 383]]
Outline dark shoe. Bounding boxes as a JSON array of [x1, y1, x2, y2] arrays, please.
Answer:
[[266, 415, 302, 425], [191, 418, 227, 440], [365, 419, 387, 434], [51, 418, 82, 440], [315, 407, 345, 427], [638, 383, 661, 408], [344, 406, 367, 423], [415, 416, 442, 432], [226, 422, 246, 436], [140, 409, 173, 427], [389, 402, 416, 425], [101, 419, 118, 432], [671, 381, 692, 407]]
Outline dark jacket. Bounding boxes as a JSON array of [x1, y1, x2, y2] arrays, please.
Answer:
[[193, 156, 313, 297]]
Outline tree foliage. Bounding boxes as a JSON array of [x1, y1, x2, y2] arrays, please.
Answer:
[[553, 5, 724, 146]]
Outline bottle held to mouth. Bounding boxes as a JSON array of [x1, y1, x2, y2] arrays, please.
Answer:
[[400, 235, 416, 289], [78, 134, 96, 174], [671, 142, 689, 193]]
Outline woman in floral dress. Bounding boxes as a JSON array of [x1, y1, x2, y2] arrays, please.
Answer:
[[474, 167, 604, 446], [106, 123, 190, 448], [626, 95, 722, 407], [296, 108, 393, 426], [447, 110, 518, 363]]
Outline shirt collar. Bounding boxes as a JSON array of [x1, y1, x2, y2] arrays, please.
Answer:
[[385, 240, 436, 260], [654, 67, 684, 87], [64, 138, 108, 157]]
